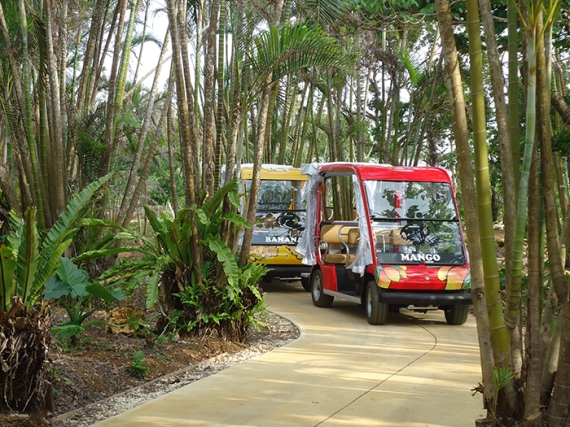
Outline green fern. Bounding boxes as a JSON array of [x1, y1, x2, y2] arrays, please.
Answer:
[[492, 366, 515, 392]]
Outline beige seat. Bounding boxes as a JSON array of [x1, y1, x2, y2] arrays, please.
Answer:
[[320, 223, 360, 265], [375, 228, 412, 252]]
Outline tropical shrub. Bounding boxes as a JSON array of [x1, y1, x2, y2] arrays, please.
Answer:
[[45, 257, 124, 345], [0, 176, 110, 414], [77, 179, 267, 342]]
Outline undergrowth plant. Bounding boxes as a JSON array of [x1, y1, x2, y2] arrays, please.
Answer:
[[128, 351, 150, 378], [76, 179, 267, 342], [45, 257, 124, 345], [0, 175, 110, 413]]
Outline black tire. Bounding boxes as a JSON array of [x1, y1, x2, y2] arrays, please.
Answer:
[[301, 276, 311, 292], [365, 280, 388, 325], [444, 305, 469, 325], [311, 270, 334, 307]]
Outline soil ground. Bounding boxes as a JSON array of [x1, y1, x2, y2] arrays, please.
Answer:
[[38, 285, 299, 426]]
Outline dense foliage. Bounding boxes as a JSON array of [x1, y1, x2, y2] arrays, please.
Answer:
[[0, 0, 569, 424]]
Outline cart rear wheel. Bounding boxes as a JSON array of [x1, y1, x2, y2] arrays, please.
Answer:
[[444, 305, 469, 325], [301, 276, 311, 292]]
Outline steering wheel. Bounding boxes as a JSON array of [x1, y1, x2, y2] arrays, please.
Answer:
[[400, 223, 430, 245], [277, 211, 304, 230]]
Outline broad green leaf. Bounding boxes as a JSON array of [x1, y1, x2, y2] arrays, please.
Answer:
[[0, 244, 17, 310], [222, 212, 252, 228], [85, 282, 124, 302], [115, 231, 137, 240], [43, 175, 111, 251], [202, 179, 238, 218], [17, 208, 39, 305], [208, 237, 239, 288], [73, 247, 144, 263], [57, 258, 90, 288], [146, 274, 159, 309], [52, 324, 84, 339], [45, 275, 72, 299], [81, 218, 125, 229], [29, 239, 71, 303]]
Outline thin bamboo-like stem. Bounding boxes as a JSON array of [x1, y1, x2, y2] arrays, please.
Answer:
[[466, 0, 511, 372]]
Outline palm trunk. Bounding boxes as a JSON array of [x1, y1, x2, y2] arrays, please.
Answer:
[[435, 0, 496, 411], [76, 0, 107, 115], [465, 0, 512, 378], [214, 0, 226, 191], [507, 0, 520, 187], [177, 1, 200, 203], [238, 85, 272, 267], [117, 27, 170, 227], [167, 0, 202, 278], [167, 100, 180, 217], [89, 1, 116, 112], [537, 3, 570, 423], [122, 79, 175, 228], [102, 0, 128, 180], [168, 0, 197, 207], [18, 0, 46, 225], [479, 0, 517, 331], [291, 82, 310, 167], [44, 0, 67, 223], [523, 141, 541, 420], [202, 0, 220, 196], [132, 1, 150, 85]]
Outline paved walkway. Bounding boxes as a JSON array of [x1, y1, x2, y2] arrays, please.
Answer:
[[93, 280, 485, 426]]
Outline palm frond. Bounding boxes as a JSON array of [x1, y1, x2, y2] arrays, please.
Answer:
[[247, 23, 355, 102], [298, 0, 348, 28]]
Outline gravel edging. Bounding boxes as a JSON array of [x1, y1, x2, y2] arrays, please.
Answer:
[[49, 312, 299, 427]]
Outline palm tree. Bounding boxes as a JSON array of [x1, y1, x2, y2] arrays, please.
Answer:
[[435, 0, 495, 412]]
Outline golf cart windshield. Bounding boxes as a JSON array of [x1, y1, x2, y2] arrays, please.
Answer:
[[364, 180, 465, 265], [245, 179, 306, 245]]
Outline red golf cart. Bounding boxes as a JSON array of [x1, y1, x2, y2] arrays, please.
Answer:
[[295, 163, 472, 325]]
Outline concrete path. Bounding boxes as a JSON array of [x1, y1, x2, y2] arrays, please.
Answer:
[[93, 280, 486, 427]]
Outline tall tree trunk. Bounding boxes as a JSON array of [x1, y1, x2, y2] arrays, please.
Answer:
[[436, 0, 496, 412], [76, 0, 107, 115], [238, 85, 272, 267], [44, 1, 67, 227], [167, 91, 180, 216], [214, 0, 226, 191], [102, 0, 128, 181], [479, 0, 517, 347], [202, 0, 220, 196], [466, 0, 512, 386], [523, 142, 541, 421], [17, 0, 46, 225], [123, 79, 175, 228], [507, 0, 520, 186], [118, 27, 171, 227], [168, 0, 197, 207], [177, 1, 200, 203], [538, 5, 570, 423], [167, 0, 202, 279]]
